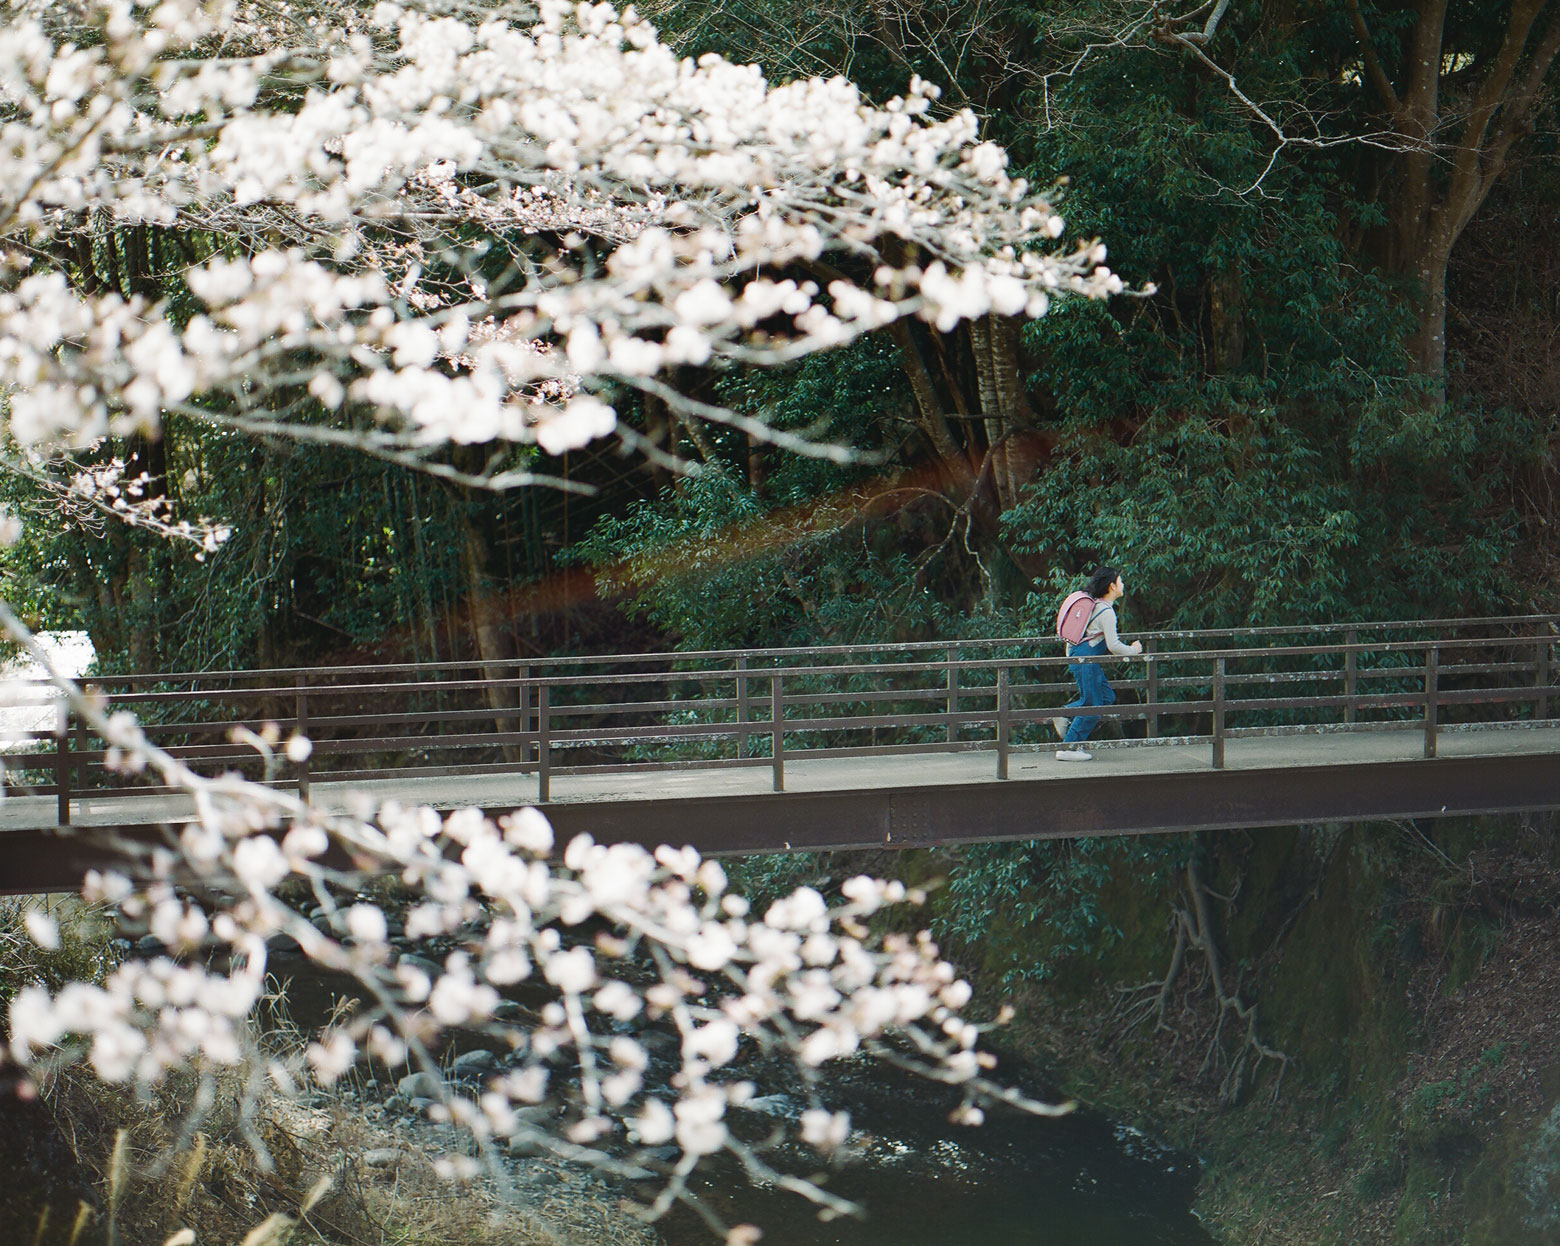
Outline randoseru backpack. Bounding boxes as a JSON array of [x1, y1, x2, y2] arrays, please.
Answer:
[[1055, 591, 1101, 645]]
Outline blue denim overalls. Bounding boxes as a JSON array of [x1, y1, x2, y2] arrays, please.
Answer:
[[1063, 635, 1116, 744]]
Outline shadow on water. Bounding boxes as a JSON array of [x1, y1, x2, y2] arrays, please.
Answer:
[[658, 1055, 1214, 1246]]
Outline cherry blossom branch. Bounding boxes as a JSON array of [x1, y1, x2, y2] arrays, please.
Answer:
[[0, 597, 1067, 1236]]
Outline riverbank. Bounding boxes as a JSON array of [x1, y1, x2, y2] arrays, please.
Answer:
[[973, 815, 1560, 1244], [11, 1038, 663, 1246]]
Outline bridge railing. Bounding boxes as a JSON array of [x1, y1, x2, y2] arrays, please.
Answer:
[[5, 614, 1556, 821]]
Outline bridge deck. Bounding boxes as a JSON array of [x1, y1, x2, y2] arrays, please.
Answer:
[[6, 724, 1557, 866]]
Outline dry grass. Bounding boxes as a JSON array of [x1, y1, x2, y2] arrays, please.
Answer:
[[34, 1049, 666, 1246], [1, 897, 663, 1246], [25, 1019, 677, 1246]]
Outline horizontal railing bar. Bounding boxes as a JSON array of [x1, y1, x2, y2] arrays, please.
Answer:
[[1221, 692, 1430, 714], [315, 761, 537, 784], [544, 709, 1000, 747], [291, 706, 521, 731], [45, 613, 1558, 685], [307, 731, 532, 755], [552, 756, 774, 776], [84, 676, 529, 704], [1009, 701, 1218, 722], [551, 695, 742, 718], [734, 739, 997, 764], [774, 686, 998, 710], [10, 634, 1552, 713], [1435, 684, 1555, 707]]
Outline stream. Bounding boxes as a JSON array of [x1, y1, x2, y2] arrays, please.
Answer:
[[656, 1053, 1213, 1245], [277, 967, 1211, 1245]]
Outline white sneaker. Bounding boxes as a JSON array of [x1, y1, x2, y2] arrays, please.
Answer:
[[1052, 716, 1068, 739], [1055, 748, 1093, 762]]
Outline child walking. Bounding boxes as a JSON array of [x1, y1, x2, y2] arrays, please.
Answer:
[[1055, 567, 1142, 761]]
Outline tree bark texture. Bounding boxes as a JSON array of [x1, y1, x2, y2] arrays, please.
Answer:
[[1346, 0, 1560, 392], [459, 506, 520, 763]]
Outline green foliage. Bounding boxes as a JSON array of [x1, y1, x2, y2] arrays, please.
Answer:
[[0, 424, 485, 672], [1007, 400, 1538, 631], [724, 852, 835, 912], [569, 337, 1016, 650], [0, 899, 117, 1012], [566, 2, 1555, 984], [934, 835, 1190, 985]]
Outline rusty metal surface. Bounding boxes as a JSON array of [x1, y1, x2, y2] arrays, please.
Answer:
[[546, 752, 1560, 854], [3, 749, 1555, 894]]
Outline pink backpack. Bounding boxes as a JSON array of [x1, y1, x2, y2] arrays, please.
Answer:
[[1055, 591, 1101, 645]]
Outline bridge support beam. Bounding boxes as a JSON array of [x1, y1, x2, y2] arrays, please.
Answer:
[[558, 751, 1560, 857], [3, 753, 1559, 895]]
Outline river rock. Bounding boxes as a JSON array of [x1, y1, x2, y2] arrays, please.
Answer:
[[738, 1093, 794, 1117], [361, 1147, 403, 1167], [397, 1071, 443, 1100], [492, 1000, 533, 1024], [266, 932, 303, 958], [451, 1049, 498, 1076], [397, 953, 444, 978]]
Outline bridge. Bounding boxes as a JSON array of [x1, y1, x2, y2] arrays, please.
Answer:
[[2, 615, 1558, 893]]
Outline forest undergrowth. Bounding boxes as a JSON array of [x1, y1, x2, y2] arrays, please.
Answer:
[[970, 815, 1560, 1245]]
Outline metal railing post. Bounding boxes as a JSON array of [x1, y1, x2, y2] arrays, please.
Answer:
[[55, 700, 70, 826], [736, 655, 749, 759], [1144, 639, 1159, 739], [75, 709, 88, 797], [518, 665, 532, 764], [1535, 634, 1552, 721], [1344, 629, 1358, 725], [1423, 646, 1439, 759], [946, 647, 958, 744], [1211, 657, 1226, 770], [771, 674, 784, 792], [996, 666, 1010, 780], [537, 683, 551, 802], [295, 674, 310, 800]]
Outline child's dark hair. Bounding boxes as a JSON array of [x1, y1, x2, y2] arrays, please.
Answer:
[[1084, 567, 1122, 599]]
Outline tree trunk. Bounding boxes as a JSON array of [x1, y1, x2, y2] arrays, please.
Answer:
[[1208, 270, 1245, 376], [989, 316, 1029, 510], [1345, 0, 1560, 398], [123, 431, 166, 669], [642, 389, 672, 492], [968, 315, 1032, 512], [459, 508, 520, 762], [887, 319, 963, 464]]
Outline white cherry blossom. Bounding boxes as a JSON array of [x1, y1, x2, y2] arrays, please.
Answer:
[[0, 0, 1126, 487]]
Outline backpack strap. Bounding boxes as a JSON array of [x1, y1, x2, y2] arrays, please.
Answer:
[[1070, 601, 1108, 652]]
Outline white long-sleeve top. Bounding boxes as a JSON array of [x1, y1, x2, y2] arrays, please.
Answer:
[[1077, 603, 1137, 656]]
